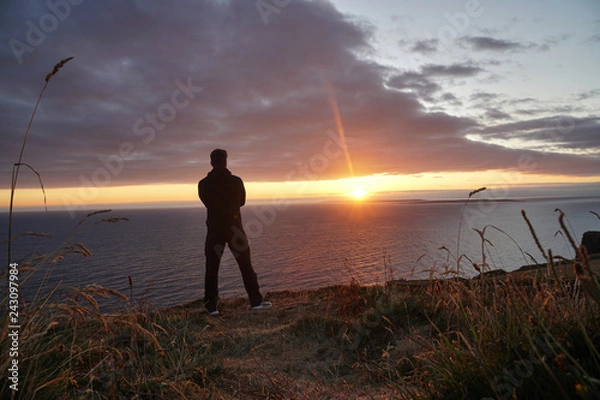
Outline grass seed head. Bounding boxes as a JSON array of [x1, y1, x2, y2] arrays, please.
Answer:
[[45, 56, 74, 82]]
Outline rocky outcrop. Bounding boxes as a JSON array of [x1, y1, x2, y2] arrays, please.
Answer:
[[582, 231, 600, 256]]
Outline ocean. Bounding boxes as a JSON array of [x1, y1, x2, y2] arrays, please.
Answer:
[[2, 196, 599, 311]]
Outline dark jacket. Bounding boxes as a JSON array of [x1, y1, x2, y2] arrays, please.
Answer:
[[198, 167, 246, 229]]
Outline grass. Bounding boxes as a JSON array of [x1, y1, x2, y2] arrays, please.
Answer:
[[6, 57, 74, 280], [2, 59, 600, 399], [2, 230, 599, 398]]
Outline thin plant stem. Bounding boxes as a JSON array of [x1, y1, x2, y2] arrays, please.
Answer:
[[7, 80, 49, 270], [456, 187, 486, 276], [6, 56, 73, 279]]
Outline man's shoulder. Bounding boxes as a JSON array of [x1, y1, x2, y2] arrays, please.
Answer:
[[200, 169, 242, 184], [229, 174, 245, 189], [231, 174, 243, 183]]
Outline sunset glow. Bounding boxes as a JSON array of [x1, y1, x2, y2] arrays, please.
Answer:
[[3, 170, 599, 211], [348, 188, 368, 200]]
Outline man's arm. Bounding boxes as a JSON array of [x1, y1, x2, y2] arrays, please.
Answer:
[[198, 180, 208, 207], [239, 178, 246, 207]]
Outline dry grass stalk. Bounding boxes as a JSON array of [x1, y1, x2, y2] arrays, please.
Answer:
[[7, 56, 74, 274], [76, 209, 112, 228], [521, 209, 548, 260], [45, 56, 73, 82], [456, 187, 487, 276]]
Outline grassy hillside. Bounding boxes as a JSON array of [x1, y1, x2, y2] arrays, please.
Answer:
[[2, 253, 599, 399]]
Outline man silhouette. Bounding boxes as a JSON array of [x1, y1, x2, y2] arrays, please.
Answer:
[[199, 149, 271, 315]]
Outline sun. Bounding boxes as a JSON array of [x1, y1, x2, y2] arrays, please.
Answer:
[[348, 187, 368, 200]]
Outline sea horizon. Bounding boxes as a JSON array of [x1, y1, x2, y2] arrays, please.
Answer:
[[3, 194, 599, 312], [4, 182, 600, 214]]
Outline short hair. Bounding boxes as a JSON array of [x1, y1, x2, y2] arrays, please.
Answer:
[[210, 149, 228, 167]]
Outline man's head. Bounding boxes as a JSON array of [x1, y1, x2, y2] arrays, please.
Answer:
[[210, 149, 228, 168]]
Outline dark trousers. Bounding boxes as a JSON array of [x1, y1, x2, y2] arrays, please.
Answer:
[[204, 224, 263, 310]]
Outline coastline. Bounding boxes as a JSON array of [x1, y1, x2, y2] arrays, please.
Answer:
[[175, 255, 600, 308]]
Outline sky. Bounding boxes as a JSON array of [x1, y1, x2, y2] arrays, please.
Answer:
[[1, 0, 599, 210]]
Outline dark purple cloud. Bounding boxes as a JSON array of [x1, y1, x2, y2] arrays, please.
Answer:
[[0, 0, 598, 193]]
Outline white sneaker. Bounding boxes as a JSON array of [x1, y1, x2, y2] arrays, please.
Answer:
[[251, 301, 272, 310], [208, 310, 220, 316]]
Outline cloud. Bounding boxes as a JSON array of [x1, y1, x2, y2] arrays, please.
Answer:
[[586, 33, 600, 44], [387, 63, 483, 101], [421, 64, 483, 77], [386, 72, 441, 101], [578, 89, 600, 100], [470, 92, 499, 104], [440, 93, 461, 105], [0, 0, 598, 193], [410, 39, 439, 54], [474, 117, 600, 155], [485, 109, 512, 120], [537, 34, 570, 52], [462, 36, 532, 52]]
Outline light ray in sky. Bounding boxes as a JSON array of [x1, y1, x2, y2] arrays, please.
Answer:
[[325, 81, 354, 177]]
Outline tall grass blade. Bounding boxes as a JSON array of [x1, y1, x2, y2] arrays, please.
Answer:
[[6, 57, 74, 276], [14, 162, 47, 211], [456, 187, 486, 276]]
